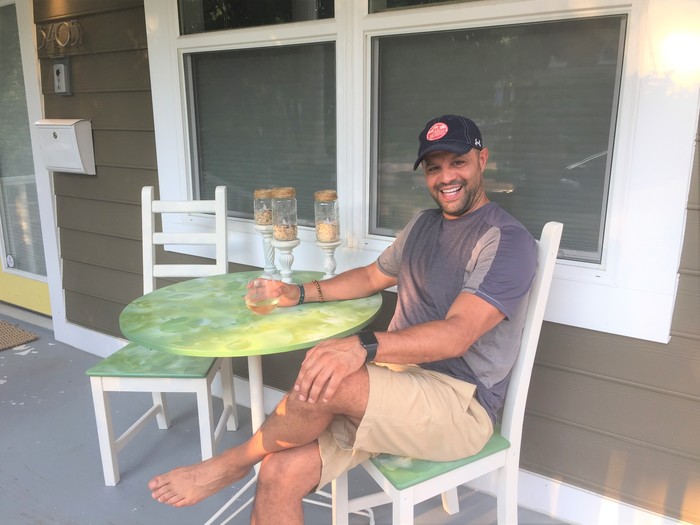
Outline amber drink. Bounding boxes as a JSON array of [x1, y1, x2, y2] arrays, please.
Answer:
[[245, 278, 280, 315]]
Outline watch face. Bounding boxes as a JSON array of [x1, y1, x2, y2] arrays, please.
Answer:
[[358, 330, 378, 347], [358, 330, 378, 363]]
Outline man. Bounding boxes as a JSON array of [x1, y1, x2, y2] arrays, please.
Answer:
[[148, 114, 537, 524]]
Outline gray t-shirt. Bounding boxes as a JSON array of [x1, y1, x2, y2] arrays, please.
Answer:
[[376, 202, 537, 422]]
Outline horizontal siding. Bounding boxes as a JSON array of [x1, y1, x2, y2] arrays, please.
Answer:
[[65, 291, 125, 338], [259, 290, 396, 391], [52, 166, 157, 204], [672, 273, 700, 337], [56, 196, 140, 240], [680, 207, 699, 274], [261, 351, 308, 391], [36, 6, 146, 56], [527, 364, 699, 456], [536, 322, 700, 398], [521, 415, 700, 524], [40, 50, 151, 94], [92, 129, 156, 169], [43, 91, 154, 131], [60, 229, 142, 274], [63, 260, 142, 304], [59, 229, 247, 278]]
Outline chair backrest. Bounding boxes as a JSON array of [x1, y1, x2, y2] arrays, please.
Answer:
[[500, 221, 563, 447], [141, 186, 228, 294]]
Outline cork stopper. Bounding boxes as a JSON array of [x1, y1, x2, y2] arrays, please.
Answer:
[[254, 188, 274, 199], [314, 190, 337, 202], [271, 187, 296, 198]]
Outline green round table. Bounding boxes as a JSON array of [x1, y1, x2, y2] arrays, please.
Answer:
[[119, 270, 382, 431]]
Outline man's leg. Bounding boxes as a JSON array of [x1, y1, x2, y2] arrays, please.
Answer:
[[251, 441, 322, 525], [148, 366, 369, 507]]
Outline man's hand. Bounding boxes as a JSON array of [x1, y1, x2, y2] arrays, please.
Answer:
[[294, 336, 366, 404], [244, 279, 301, 307]]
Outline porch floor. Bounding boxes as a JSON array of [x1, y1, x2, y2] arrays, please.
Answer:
[[0, 304, 567, 525]]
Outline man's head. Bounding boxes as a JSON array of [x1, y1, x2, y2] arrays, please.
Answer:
[[415, 115, 490, 219], [413, 115, 483, 171]]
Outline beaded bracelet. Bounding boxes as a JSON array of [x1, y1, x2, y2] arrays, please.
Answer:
[[312, 279, 324, 303], [297, 284, 305, 305]]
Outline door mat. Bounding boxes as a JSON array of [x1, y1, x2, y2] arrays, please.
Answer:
[[0, 320, 39, 351]]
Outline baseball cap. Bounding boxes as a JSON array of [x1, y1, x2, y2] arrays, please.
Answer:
[[413, 115, 483, 170]]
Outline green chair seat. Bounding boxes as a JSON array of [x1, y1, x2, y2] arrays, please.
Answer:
[[86, 342, 217, 378], [370, 431, 510, 490]]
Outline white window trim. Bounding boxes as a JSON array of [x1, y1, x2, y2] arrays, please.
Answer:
[[0, 1, 45, 283], [144, 0, 700, 343]]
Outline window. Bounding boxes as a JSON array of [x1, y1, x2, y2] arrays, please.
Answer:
[[371, 17, 625, 263], [369, 0, 473, 13], [178, 0, 333, 34], [185, 42, 336, 224], [0, 3, 46, 277], [145, 0, 698, 343]]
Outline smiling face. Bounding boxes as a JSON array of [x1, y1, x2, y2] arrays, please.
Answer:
[[422, 148, 490, 219]]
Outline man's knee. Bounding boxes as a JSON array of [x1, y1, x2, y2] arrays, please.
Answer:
[[283, 366, 369, 419], [257, 446, 321, 496]]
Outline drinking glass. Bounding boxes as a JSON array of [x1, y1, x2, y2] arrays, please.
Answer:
[[245, 278, 280, 315]]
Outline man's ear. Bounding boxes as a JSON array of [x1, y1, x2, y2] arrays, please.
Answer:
[[479, 147, 489, 169]]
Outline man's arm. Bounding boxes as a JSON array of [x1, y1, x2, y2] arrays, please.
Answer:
[[372, 292, 504, 364], [294, 291, 504, 404], [274, 262, 397, 306]]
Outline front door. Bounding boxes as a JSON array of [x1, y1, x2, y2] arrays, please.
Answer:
[[0, 1, 50, 315]]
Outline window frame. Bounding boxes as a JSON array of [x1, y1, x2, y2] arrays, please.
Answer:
[[144, 0, 700, 343]]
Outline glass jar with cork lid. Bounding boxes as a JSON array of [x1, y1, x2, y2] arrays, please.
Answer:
[[314, 190, 339, 243], [253, 188, 273, 226], [271, 187, 298, 241]]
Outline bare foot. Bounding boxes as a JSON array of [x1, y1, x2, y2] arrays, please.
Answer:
[[148, 455, 251, 507]]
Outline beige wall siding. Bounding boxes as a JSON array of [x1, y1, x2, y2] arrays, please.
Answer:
[[523, 113, 700, 523]]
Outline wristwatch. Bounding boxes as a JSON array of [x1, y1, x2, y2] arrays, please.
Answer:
[[357, 330, 378, 363]]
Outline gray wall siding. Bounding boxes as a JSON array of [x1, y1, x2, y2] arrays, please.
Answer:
[[36, 3, 156, 337], [522, 115, 700, 522], [33, 1, 699, 521]]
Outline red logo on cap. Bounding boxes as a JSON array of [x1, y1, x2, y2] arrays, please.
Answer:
[[426, 122, 448, 141]]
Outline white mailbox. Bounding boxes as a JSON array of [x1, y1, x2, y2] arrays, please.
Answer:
[[35, 119, 96, 175]]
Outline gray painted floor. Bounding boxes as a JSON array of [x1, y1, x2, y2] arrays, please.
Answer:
[[0, 306, 566, 525]]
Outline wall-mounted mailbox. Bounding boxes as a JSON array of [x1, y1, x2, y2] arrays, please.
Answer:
[[35, 119, 96, 175]]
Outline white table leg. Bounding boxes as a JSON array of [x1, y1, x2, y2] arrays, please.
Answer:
[[247, 355, 266, 432], [206, 355, 266, 524]]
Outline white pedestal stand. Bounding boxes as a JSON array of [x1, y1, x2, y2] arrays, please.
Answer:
[[254, 224, 277, 278], [316, 240, 341, 279], [271, 238, 301, 283]]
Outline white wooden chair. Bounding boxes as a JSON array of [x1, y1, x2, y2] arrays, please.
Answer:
[[331, 221, 563, 524], [86, 186, 238, 486]]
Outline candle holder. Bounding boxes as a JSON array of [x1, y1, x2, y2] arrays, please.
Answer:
[[316, 239, 342, 279], [271, 238, 301, 283], [254, 224, 277, 278], [253, 188, 277, 278]]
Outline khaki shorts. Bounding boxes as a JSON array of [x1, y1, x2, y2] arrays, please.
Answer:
[[316, 363, 493, 490]]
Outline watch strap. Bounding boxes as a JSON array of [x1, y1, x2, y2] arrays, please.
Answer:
[[357, 330, 378, 363]]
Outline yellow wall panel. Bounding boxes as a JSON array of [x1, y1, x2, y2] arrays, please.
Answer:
[[0, 268, 50, 315]]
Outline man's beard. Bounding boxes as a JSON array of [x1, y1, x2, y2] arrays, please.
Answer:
[[431, 179, 484, 218]]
